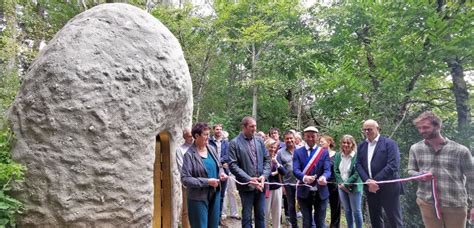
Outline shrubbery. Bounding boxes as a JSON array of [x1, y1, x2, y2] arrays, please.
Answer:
[[0, 123, 25, 227]]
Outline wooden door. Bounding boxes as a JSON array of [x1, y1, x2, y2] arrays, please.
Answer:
[[153, 132, 171, 228]]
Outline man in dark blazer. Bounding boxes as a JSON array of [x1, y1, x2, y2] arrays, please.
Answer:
[[208, 123, 230, 226], [356, 119, 404, 228], [228, 116, 271, 228], [293, 126, 331, 228]]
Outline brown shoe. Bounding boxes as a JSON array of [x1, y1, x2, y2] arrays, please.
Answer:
[[219, 219, 228, 227]]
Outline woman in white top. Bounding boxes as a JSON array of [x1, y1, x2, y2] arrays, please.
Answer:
[[333, 135, 363, 228]]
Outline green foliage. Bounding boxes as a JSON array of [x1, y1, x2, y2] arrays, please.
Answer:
[[0, 126, 26, 227], [0, 1, 471, 226]]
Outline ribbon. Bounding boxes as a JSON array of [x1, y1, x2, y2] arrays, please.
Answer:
[[431, 175, 442, 219], [229, 173, 441, 219]]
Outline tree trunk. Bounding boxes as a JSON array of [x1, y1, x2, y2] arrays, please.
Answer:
[[252, 86, 258, 120], [447, 59, 470, 132], [193, 47, 212, 122], [251, 43, 258, 121]]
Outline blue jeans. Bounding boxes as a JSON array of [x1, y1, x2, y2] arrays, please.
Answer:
[[298, 191, 328, 228], [239, 190, 266, 228], [338, 189, 363, 228]]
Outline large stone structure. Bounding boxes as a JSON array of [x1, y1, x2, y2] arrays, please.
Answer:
[[9, 3, 192, 227]]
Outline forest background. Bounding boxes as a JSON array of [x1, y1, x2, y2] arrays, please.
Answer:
[[0, 0, 472, 226]]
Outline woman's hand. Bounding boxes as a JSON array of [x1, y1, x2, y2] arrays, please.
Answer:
[[338, 184, 350, 193], [208, 178, 220, 188], [272, 157, 278, 164]]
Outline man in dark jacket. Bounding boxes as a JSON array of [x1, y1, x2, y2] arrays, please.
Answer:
[[356, 119, 404, 228], [209, 123, 230, 226], [293, 126, 331, 228], [228, 116, 271, 228]]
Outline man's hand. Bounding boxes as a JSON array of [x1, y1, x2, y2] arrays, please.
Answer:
[[366, 179, 379, 193], [220, 173, 228, 181], [303, 175, 316, 184], [249, 176, 265, 192], [338, 184, 350, 193], [208, 178, 220, 188], [271, 171, 279, 176], [419, 171, 433, 182], [317, 176, 327, 186]]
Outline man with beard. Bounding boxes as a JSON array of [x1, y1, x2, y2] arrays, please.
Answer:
[[228, 116, 271, 228], [209, 123, 230, 226], [408, 111, 473, 228], [293, 126, 331, 228], [277, 130, 299, 227]]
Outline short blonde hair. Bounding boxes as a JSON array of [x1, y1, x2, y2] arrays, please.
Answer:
[[264, 138, 278, 150]]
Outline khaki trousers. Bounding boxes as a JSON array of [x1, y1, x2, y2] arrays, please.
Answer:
[[416, 198, 467, 228], [181, 187, 190, 228]]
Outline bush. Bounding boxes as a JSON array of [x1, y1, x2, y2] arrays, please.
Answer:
[[0, 124, 26, 227]]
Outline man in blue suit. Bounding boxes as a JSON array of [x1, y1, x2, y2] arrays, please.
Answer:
[[228, 116, 271, 228], [208, 123, 230, 226], [293, 126, 331, 228], [356, 119, 404, 228]]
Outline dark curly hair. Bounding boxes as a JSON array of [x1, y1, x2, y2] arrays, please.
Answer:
[[191, 122, 210, 139]]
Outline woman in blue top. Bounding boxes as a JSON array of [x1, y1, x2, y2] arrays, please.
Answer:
[[181, 122, 228, 228]]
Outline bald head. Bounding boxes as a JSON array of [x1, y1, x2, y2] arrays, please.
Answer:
[[182, 128, 193, 144], [364, 119, 379, 128], [362, 119, 380, 142]]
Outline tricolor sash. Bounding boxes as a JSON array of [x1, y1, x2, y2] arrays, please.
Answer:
[[302, 146, 324, 175]]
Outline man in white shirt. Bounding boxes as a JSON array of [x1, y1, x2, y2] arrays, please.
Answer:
[[176, 128, 193, 228], [356, 119, 404, 228]]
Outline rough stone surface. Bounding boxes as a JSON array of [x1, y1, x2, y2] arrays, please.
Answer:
[[8, 3, 192, 227]]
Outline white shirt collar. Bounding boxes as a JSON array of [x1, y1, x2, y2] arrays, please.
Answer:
[[304, 144, 317, 150], [341, 151, 355, 158], [366, 134, 380, 144]]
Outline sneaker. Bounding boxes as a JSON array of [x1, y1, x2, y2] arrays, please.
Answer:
[[296, 211, 302, 218], [230, 215, 241, 220]]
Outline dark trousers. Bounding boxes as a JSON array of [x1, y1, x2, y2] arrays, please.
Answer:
[[239, 190, 266, 228], [328, 183, 341, 228], [298, 191, 328, 228], [366, 184, 404, 228], [284, 185, 298, 228]]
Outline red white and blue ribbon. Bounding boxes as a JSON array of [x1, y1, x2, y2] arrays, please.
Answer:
[[302, 146, 324, 175]]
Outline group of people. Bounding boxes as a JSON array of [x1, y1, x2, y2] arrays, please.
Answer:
[[177, 111, 473, 228]]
